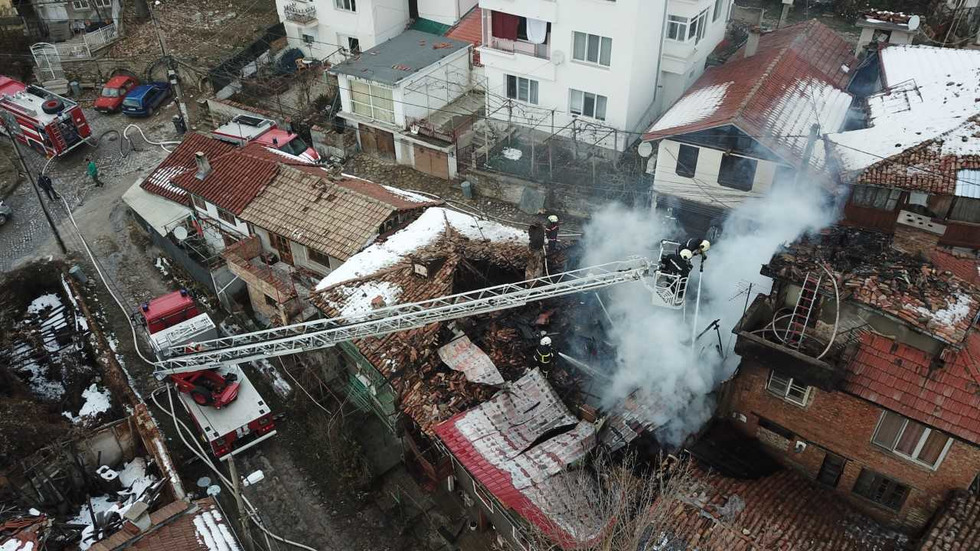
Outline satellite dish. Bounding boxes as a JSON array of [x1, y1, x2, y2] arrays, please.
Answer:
[[173, 226, 188, 241], [638, 141, 654, 158], [906, 15, 920, 31]]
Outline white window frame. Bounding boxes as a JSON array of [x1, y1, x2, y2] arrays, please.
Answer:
[[472, 478, 494, 511], [217, 207, 237, 226], [569, 89, 607, 121], [191, 195, 207, 212], [72, 0, 90, 9], [713, 0, 725, 21], [505, 74, 539, 105], [349, 79, 395, 124], [94, 0, 112, 8], [689, 9, 709, 44], [766, 370, 811, 407], [871, 411, 953, 470], [572, 31, 612, 67], [667, 15, 688, 42], [335, 0, 356, 12]]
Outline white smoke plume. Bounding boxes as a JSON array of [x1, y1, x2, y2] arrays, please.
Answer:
[[580, 182, 838, 446]]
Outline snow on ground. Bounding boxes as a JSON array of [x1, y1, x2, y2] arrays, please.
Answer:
[[501, 147, 523, 161], [328, 281, 403, 318], [648, 82, 732, 133], [63, 383, 112, 424], [253, 359, 294, 398], [27, 293, 67, 352], [155, 257, 171, 277], [315, 207, 526, 290], [193, 508, 240, 551]]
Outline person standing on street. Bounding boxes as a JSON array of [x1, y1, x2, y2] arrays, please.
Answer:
[[37, 174, 59, 201], [86, 158, 103, 187]]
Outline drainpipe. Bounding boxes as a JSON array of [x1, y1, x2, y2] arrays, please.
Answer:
[[653, 0, 669, 113]]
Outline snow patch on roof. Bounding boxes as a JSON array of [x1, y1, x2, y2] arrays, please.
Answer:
[[328, 281, 403, 318], [63, 383, 112, 424], [766, 77, 852, 169], [648, 82, 732, 133], [315, 207, 526, 290], [381, 185, 434, 203], [193, 508, 240, 551], [0, 540, 34, 551]]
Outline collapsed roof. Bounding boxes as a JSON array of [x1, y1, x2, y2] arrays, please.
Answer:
[[766, 226, 980, 344]]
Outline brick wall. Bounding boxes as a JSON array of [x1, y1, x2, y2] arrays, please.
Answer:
[[724, 362, 980, 533], [892, 224, 941, 257]]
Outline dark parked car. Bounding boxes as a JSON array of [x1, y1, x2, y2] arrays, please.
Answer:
[[122, 82, 172, 117]]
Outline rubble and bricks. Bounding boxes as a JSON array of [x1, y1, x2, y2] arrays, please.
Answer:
[[723, 362, 980, 532]]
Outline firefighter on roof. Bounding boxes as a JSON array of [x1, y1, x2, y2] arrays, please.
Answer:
[[545, 215, 560, 252], [534, 336, 554, 368]]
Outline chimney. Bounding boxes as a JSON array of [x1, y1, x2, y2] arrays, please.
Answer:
[[122, 501, 152, 533], [194, 152, 212, 180], [891, 210, 945, 257], [745, 27, 762, 58]]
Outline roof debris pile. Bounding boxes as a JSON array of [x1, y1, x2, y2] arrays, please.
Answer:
[[434, 369, 608, 549], [648, 466, 911, 551], [87, 497, 240, 551], [311, 207, 530, 432], [767, 226, 980, 343]]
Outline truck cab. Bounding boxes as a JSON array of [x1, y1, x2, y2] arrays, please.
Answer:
[[212, 114, 320, 163]]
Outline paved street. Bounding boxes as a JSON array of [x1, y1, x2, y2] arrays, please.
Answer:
[[0, 103, 181, 271]]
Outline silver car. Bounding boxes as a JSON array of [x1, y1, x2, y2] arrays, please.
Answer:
[[0, 200, 11, 225]]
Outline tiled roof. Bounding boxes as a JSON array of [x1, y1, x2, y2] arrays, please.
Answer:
[[446, 7, 482, 65], [172, 149, 278, 215], [239, 166, 430, 261], [919, 491, 980, 551], [644, 20, 856, 170], [434, 369, 608, 550], [767, 226, 980, 344], [843, 332, 980, 445], [89, 498, 239, 551], [931, 249, 980, 285], [649, 466, 910, 551], [140, 133, 235, 204]]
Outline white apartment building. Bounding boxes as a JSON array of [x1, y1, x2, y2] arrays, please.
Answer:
[[277, 0, 477, 62], [477, 0, 729, 152]]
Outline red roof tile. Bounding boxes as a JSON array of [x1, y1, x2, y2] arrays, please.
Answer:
[[651, 466, 910, 551], [90, 498, 239, 551], [644, 20, 856, 168], [446, 7, 482, 65], [172, 150, 278, 215], [843, 332, 980, 444], [931, 249, 980, 285], [140, 133, 235, 204], [919, 491, 980, 551]]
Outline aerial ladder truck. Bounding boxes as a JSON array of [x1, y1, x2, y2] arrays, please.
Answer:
[[151, 242, 697, 458]]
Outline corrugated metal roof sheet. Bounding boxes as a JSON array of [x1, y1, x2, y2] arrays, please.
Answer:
[[956, 169, 980, 198]]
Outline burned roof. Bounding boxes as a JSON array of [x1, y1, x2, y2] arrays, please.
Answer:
[[766, 226, 980, 344], [845, 332, 980, 444], [238, 166, 437, 261], [330, 30, 470, 85], [434, 369, 607, 549], [647, 466, 910, 551], [89, 497, 240, 551], [919, 491, 980, 551], [644, 20, 856, 171], [139, 133, 235, 204]]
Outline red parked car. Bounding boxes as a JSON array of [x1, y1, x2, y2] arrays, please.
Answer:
[[94, 75, 139, 113]]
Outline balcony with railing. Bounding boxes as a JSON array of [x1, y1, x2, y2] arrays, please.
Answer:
[[284, 2, 317, 24], [486, 36, 550, 60]]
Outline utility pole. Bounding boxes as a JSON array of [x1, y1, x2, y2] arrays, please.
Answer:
[[5, 135, 67, 254], [226, 455, 255, 551], [147, 5, 191, 126], [793, 123, 820, 187]]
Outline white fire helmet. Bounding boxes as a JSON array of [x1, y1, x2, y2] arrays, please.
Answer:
[[700, 240, 711, 252], [540, 336, 552, 346], [680, 249, 694, 260], [548, 215, 559, 223]]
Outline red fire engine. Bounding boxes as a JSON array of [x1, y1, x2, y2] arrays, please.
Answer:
[[0, 76, 92, 157], [143, 290, 276, 458]]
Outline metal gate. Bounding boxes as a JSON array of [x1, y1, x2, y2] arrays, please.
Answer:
[[30, 43, 64, 83]]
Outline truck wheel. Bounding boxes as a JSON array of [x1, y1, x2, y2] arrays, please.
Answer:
[[190, 386, 214, 406], [42, 98, 64, 114]]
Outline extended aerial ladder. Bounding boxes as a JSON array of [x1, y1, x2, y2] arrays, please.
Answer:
[[153, 249, 694, 378]]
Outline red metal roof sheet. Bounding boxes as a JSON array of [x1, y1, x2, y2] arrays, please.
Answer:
[[140, 133, 235, 204], [172, 149, 279, 215], [843, 332, 980, 444]]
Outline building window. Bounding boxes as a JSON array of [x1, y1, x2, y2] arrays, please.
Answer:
[[850, 185, 902, 211], [572, 31, 612, 67], [816, 452, 846, 488], [713, 0, 725, 21], [72, 0, 90, 9], [191, 195, 207, 211], [872, 410, 951, 469], [667, 16, 688, 41], [346, 37, 360, 54], [766, 371, 811, 407], [335, 0, 356, 11], [718, 153, 758, 191], [675, 144, 699, 178], [473, 479, 494, 511], [852, 468, 910, 511], [689, 9, 709, 44], [506, 74, 539, 104], [94, 0, 112, 8], [949, 197, 980, 224], [308, 247, 332, 268], [569, 89, 607, 121], [302, 34, 315, 45], [217, 208, 237, 225], [349, 80, 395, 124]]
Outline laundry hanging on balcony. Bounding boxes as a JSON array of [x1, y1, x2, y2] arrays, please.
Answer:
[[526, 18, 548, 44], [491, 11, 520, 41]]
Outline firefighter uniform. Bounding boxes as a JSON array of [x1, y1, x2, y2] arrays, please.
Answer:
[[535, 336, 554, 367]]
